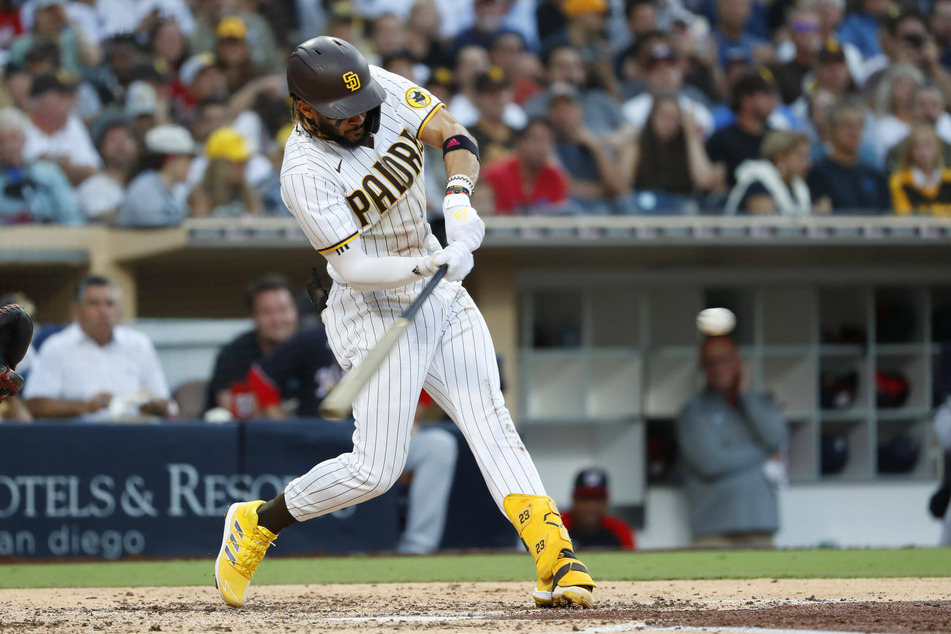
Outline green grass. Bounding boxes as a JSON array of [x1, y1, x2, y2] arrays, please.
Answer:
[[2, 549, 951, 589]]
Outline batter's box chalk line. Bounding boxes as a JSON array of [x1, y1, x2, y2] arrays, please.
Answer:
[[325, 614, 872, 634]]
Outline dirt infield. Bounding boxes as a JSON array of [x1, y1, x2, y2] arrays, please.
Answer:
[[1, 578, 949, 633]]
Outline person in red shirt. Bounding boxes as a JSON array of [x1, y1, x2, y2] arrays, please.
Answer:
[[479, 117, 569, 215], [562, 468, 636, 550]]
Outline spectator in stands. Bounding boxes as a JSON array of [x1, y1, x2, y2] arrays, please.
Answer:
[[676, 332, 787, 548], [674, 17, 727, 107], [2, 64, 31, 113], [931, 0, 951, 69], [771, 5, 821, 105], [713, 0, 773, 68], [24, 275, 170, 421], [125, 80, 163, 144], [24, 72, 101, 186], [711, 64, 798, 133], [807, 97, 890, 213], [470, 67, 518, 165], [724, 130, 826, 215], [452, 0, 515, 56], [525, 44, 626, 137], [547, 87, 625, 213], [804, 86, 879, 168], [790, 38, 855, 130], [86, 34, 144, 111], [98, 0, 195, 42], [0, 0, 22, 52], [191, 7, 281, 75], [870, 63, 924, 164], [622, 42, 714, 139], [562, 468, 635, 550], [541, 0, 618, 100], [863, 9, 951, 107], [8, 0, 99, 75], [478, 116, 569, 215], [885, 83, 951, 173], [450, 44, 527, 131], [245, 324, 459, 555], [889, 124, 951, 216], [488, 30, 527, 86], [836, 0, 891, 61], [370, 12, 408, 61], [707, 72, 776, 188], [623, 0, 658, 46], [621, 94, 721, 214], [76, 115, 138, 224], [118, 123, 195, 226], [149, 18, 188, 74], [214, 16, 263, 94], [0, 105, 78, 224], [189, 127, 263, 218], [205, 275, 298, 414], [175, 53, 228, 124], [406, 0, 452, 70]]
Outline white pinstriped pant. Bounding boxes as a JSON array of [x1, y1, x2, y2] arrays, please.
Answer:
[[283, 280, 547, 522]]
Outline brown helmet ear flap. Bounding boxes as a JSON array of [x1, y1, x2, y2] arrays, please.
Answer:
[[365, 104, 382, 134]]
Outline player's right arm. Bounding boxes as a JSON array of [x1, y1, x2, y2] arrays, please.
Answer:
[[282, 159, 469, 288]]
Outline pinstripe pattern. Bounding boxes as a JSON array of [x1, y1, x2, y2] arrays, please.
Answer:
[[279, 65, 546, 523], [285, 283, 545, 520]]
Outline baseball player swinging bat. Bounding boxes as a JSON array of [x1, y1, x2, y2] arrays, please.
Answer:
[[318, 265, 446, 421], [214, 36, 595, 611]]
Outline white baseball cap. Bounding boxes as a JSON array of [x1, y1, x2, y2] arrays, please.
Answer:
[[125, 81, 157, 117], [179, 52, 216, 86], [145, 124, 196, 155]]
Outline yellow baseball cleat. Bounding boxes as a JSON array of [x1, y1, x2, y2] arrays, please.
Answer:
[[503, 494, 596, 609], [214, 500, 277, 607], [533, 579, 554, 607], [532, 553, 596, 608]]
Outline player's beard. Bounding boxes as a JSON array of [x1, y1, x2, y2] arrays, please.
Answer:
[[316, 117, 372, 149]]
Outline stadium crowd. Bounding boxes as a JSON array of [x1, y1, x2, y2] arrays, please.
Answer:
[[0, 0, 948, 219]]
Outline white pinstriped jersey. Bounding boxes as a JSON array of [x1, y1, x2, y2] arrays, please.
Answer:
[[277, 63, 549, 528], [280, 66, 444, 286]]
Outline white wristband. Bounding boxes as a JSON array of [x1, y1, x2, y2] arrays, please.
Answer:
[[446, 174, 475, 195]]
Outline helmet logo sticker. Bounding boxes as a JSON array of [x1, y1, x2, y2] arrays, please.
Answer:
[[343, 72, 361, 91], [405, 87, 431, 109]]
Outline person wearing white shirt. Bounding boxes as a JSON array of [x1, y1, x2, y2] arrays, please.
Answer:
[[23, 72, 102, 186], [24, 276, 170, 422]]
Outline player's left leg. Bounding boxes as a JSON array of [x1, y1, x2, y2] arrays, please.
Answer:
[[216, 288, 444, 607], [422, 288, 596, 608]]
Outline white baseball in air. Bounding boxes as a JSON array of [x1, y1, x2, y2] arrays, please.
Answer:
[[696, 307, 736, 336]]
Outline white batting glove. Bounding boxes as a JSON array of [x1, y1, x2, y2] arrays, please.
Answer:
[[443, 193, 485, 252], [431, 241, 474, 282]]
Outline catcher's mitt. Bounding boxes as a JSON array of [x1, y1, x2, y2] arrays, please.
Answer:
[[0, 303, 33, 401]]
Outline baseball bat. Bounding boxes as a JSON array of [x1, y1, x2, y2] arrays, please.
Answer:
[[318, 265, 448, 421]]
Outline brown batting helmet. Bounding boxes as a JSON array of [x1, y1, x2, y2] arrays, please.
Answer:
[[287, 36, 386, 133]]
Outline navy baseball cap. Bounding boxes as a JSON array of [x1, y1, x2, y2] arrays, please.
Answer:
[[573, 468, 609, 499]]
